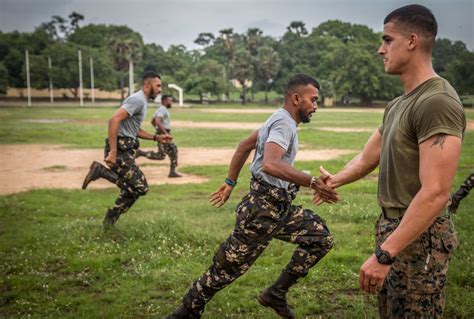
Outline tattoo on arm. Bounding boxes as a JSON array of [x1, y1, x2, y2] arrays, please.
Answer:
[[430, 134, 446, 150]]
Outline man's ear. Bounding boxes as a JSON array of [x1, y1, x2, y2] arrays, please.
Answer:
[[291, 93, 300, 106], [408, 33, 418, 51]]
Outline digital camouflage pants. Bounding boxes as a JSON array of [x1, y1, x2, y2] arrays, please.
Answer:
[[147, 129, 178, 169], [105, 137, 149, 216], [182, 178, 333, 315], [376, 213, 458, 318]]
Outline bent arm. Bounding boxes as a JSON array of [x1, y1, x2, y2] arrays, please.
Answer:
[[330, 130, 382, 188], [107, 108, 129, 155], [381, 134, 462, 257], [227, 130, 259, 182], [137, 128, 156, 140], [210, 130, 258, 207], [262, 142, 313, 187], [153, 116, 168, 134], [262, 142, 338, 202]]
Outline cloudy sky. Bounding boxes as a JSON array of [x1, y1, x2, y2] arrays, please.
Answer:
[[1, 0, 472, 50]]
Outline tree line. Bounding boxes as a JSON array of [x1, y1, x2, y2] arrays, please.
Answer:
[[0, 12, 472, 105]]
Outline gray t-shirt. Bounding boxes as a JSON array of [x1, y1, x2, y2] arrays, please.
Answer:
[[118, 90, 148, 138], [153, 105, 171, 130], [250, 108, 298, 189]]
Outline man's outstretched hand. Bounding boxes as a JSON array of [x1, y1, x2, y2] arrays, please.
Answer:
[[209, 184, 234, 208], [313, 166, 339, 205], [157, 134, 173, 144]]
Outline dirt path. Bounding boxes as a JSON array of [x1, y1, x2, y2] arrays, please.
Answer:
[[0, 144, 355, 195]]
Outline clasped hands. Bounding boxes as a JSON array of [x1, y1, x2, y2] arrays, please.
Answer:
[[312, 166, 339, 205]]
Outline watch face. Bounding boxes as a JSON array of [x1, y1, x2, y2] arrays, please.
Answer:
[[376, 247, 393, 265]]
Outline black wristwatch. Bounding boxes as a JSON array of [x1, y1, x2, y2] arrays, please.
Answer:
[[375, 246, 395, 265]]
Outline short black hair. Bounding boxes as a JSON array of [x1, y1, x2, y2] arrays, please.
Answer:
[[384, 4, 437, 39], [141, 71, 161, 83], [161, 94, 172, 102], [285, 74, 320, 96]]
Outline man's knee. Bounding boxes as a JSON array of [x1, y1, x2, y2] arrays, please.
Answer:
[[302, 208, 334, 254], [136, 184, 149, 196]]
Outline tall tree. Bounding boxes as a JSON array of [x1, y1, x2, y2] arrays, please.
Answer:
[[194, 33, 215, 47], [286, 21, 308, 37], [255, 46, 280, 104], [186, 59, 226, 103], [37, 12, 84, 42], [232, 49, 254, 104], [109, 29, 143, 99]]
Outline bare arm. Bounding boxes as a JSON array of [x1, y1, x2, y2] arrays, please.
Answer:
[[328, 130, 382, 188], [380, 134, 462, 256], [152, 116, 168, 134], [105, 108, 129, 167], [210, 130, 258, 207], [137, 128, 172, 143], [263, 142, 339, 203], [358, 133, 462, 294]]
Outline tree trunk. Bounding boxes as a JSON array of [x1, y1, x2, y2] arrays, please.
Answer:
[[360, 95, 372, 106], [264, 82, 268, 104], [120, 75, 124, 102], [241, 87, 246, 105]]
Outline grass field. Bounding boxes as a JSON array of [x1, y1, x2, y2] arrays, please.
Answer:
[[0, 104, 473, 318]]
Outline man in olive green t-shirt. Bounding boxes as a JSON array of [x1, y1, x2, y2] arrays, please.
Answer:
[[314, 4, 466, 318]]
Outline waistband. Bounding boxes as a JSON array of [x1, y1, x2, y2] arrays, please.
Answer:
[[106, 136, 137, 142], [249, 177, 298, 203], [381, 207, 450, 219]]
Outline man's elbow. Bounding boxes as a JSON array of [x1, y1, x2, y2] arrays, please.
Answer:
[[238, 140, 255, 153], [424, 185, 451, 206], [109, 116, 121, 126], [262, 162, 277, 176]]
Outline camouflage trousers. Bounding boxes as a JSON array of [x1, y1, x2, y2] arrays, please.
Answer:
[[183, 178, 333, 315], [376, 213, 458, 318], [105, 137, 149, 215], [147, 130, 178, 169]]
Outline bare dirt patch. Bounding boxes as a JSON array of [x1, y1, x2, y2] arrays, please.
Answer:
[[0, 144, 355, 195]]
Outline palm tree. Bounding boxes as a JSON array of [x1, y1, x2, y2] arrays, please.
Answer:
[[109, 34, 142, 101]]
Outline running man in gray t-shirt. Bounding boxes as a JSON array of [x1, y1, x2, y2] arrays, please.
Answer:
[[135, 95, 182, 177], [167, 74, 339, 319], [82, 72, 171, 228]]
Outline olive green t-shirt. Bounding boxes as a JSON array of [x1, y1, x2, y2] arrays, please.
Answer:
[[378, 77, 466, 208]]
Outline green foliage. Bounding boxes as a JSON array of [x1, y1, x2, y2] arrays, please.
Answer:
[[444, 51, 474, 95], [433, 38, 469, 75], [0, 15, 472, 105], [0, 62, 8, 94], [185, 59, 226, 102]]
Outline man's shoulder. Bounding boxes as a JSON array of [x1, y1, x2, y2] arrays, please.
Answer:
[[124, 91, 146, 107], [417, 78, 462, 106], [268, 109, 294, 125], [155, 105, 168, 115]]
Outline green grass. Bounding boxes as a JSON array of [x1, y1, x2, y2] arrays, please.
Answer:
[[0, 106, 383, 149], [0, 105, 473, 318]]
